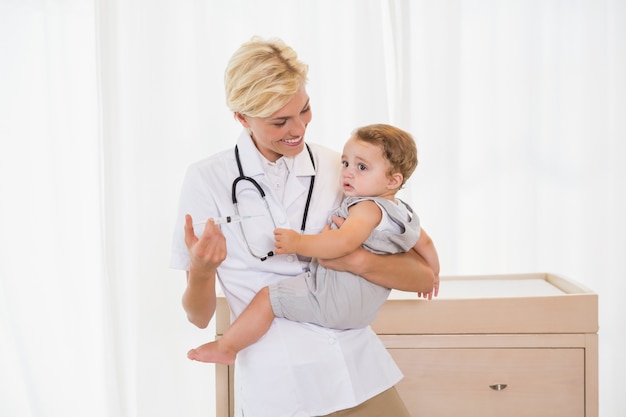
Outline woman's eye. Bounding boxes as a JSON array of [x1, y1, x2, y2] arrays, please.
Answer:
[[301, 106, 311, 114]]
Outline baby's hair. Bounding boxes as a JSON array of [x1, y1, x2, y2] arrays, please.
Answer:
[[353, 124, 418, 187]]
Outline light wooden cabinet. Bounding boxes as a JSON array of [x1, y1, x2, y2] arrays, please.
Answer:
[[215, 273, 598, 417]]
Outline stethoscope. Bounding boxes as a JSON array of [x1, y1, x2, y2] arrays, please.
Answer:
[[232, 144, 316, 261]]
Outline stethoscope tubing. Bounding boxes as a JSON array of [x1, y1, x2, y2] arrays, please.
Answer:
[[231, 143, 315, 261]]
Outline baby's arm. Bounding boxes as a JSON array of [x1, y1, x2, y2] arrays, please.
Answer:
[[274, 200, 382, 259], [413, 228, 440, 298]]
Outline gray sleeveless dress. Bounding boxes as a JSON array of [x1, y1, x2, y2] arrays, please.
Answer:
[[269, 196, 420, 329]]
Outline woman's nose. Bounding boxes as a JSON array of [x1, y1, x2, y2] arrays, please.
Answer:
[[291, 117, 306, 136]]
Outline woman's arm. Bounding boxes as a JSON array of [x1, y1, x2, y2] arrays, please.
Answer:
[[317, 215, 435, 293], [413, 228, 440, 299], [319, 248, 435, 293], [414, 228, 440, 277], [181, 215, 226, 328]]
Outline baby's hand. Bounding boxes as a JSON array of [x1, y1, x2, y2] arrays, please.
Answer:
[[274, 228, 300, 254]]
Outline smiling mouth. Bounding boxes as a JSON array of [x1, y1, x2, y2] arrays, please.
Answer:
[[281, 137, 303, 146]]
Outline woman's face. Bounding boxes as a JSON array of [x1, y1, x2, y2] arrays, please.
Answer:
[[237, 85, 312, 162]]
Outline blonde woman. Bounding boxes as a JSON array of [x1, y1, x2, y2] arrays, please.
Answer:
[[171, 37, 436, 417]]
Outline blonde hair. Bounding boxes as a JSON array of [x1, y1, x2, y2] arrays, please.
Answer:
[[353, 124, 418, 187], [225, 37, 309, 118]]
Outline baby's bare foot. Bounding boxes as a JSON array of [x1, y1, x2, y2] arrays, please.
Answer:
[[187, 341, 236, 365]]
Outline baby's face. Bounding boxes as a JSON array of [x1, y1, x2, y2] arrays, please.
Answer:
[[340, 136, 398, 199]]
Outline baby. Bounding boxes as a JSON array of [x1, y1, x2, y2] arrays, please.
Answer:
[[188, 123, 440, 364]]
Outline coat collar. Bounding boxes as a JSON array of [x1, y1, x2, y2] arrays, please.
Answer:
[[235, 130, 316, 178]]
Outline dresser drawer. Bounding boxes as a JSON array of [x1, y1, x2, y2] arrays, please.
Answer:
[[389, 348, 585, 417]]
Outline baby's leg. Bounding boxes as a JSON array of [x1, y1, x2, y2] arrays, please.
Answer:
[[188, 286, 274, 364]]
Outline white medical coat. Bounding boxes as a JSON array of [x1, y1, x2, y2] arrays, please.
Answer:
[[170, 131, 403, 417]]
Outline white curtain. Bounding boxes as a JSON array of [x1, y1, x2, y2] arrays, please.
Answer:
[[0, 0, 111, 416], [1, 1, 624, 416]]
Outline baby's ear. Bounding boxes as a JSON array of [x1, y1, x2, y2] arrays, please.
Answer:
[[387, 172, 403, 190]]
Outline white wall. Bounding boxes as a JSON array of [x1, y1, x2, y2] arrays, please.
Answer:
[[1, 1, 624, 416]]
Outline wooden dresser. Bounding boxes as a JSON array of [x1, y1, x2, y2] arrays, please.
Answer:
[[215, 273, 598, 417]]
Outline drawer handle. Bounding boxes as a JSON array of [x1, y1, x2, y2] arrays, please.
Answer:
[[489, 384, 508, 391]]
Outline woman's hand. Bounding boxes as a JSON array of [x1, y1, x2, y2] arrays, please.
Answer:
[[417, 274, 440, 300], [184, 214, 227, 273], [182, 214, 224, 328]]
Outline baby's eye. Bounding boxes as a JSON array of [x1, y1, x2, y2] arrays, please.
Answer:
[[342, 161, 348, 168], [357, 163, 367, 171]]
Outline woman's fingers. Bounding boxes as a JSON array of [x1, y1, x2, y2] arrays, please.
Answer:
[[197, 219, 227, 264], [184, 215, 227, 267], [184, 214, 197, 249]]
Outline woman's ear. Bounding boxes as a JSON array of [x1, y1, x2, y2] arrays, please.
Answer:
[[387, 172, 404, 190], [235, 112, 249, 128]]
